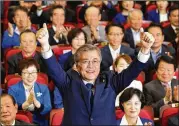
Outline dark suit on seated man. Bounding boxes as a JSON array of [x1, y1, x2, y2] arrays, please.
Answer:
[[101, 23, 135, 72], [143, 55, 179, 117], [36, 23, 155, 125], [0, 93, 33, 126]]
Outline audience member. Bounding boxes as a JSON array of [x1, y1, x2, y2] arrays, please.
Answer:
[[113, 55, 142, 107], [143, 55, 178, 117], [7, 29, 47, 75], [79, 1, 117, 22], [36, 23, 155, 125], [0, 93, 32, 125], [8, 58, 51, 126], [48, 5, 71, 46], [124, 9, 144, 49], [82, 6, 107, 44], [143, 23, 176, 82], [2, 6, 35, 50], [100, 23, 135, 72], [163, 5, 179, 49], [58, 28, 87, 71], [113, 1, 134, 25], [146, 1, 169, 23], [117, 88, 154, 125], [53, 0, 76, 23]]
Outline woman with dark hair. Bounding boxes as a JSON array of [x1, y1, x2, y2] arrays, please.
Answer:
[[58, 28, 87, 71], [8, 58, 52, 126], [113, 1, 134, 25], [118, 87, 154, 125]]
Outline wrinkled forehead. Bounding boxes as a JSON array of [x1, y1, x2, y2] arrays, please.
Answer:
[[80, 50, 101, 60], [85, 7, 100, 15]]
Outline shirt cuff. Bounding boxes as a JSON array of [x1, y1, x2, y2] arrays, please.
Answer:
[[137, 50, 150, 63], [41, 47, 53, 59]]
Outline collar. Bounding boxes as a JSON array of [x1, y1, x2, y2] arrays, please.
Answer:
[[171, 25, 179, 32], [1, 120, 15, 126], [52, 25, 57, 32], [21, 51, 36, 58], [131, 27, 144, 34], [161, 81, 172, 87], [120, 115, 143, 125], [108, 44, 121, 53], [83, 80, 94, 86], [23, 83, 34, 92], [151, 47, 162, 55], [14, 27, 20, 35]]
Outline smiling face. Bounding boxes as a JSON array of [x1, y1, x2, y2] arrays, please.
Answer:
[[51, 8, 65, 26], [21, 65, 38, 86], [129, 11, 143, 31], [169, 9, 179, 27], [0, 96, 17, 125], [20, 32, 37, 55], [72, 32, 86, 51], [122, 94, 141, 118], [156, 1, 168, 11], [115, 58, 129, 73], [107, 26, 124, 49], [76, 50, 101, 83], [156, 61, 175, 83]]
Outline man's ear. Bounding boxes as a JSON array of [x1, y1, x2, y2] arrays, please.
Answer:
[[98, 14, 101, 21], [15, 104, 18, 114]]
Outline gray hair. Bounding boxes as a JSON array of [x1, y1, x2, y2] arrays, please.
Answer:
[[128, 9, 143, 20], [74, 44, 102, 63]]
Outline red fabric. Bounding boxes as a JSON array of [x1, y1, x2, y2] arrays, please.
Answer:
[[160, 107, 179, 126], [50, 109, 64, 126], [136, 72, 145, 84], [17, 110, 33, 123], [52, 45, 72, 59], [76, 4, 84, 23], [146, 4, 157, 12], [16, 114, 31, 123]]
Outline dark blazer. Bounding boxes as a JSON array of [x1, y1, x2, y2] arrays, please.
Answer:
[[44, 54, 147, 125], [143, 44, 176, 82], [163, 25, 177, 48], [100, 45, 135, 72], [48, 27, 68, 46], [124, 28, 135, 49], [146, 10, 160, 23], [117, 117, 154, 126], [143, 79, 178, 117], [58, 51, 74, 71], [7, 51, 47, 74]]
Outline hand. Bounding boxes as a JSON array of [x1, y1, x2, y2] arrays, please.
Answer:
[[27, 92, 34, 104], [144, 122, 153, 126], [164, 87, 172, 103], [87, 1, 92, 6], [140, 32, 155, 54], [103, 1, 108, 5], [36, 23, 50, 51], [33, 94, 41, 108], [173, 85, 179, 101], [8, 22, 14, 36]]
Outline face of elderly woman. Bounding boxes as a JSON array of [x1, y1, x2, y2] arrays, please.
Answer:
[[122, 94, 141, 118], [21, 65, 38, 86]]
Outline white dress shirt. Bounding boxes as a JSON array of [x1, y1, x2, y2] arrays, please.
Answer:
[[120, 115, 143, 125]]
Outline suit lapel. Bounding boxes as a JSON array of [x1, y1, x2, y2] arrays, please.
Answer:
[[106, 46, 113, 62], [129, 29, 135, 48]]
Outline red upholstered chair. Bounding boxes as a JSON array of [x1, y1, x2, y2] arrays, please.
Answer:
[[136, 71, 145, 84], [161, 21, 170, 28], [160, 104, 179, 126], [16, 113, 31, 123], [52, 45, 72, 59], [76, 4, 84, 23], [17, 110, 33, 123], [4, 48, 21, 75], [146, 4, 157, 12], [50, 109, 64, 126]]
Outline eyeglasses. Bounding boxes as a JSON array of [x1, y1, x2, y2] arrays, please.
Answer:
[[79, 60, 100, 66], [22, 71, 38, 77]]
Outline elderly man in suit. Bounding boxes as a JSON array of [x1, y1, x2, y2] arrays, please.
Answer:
[[100, 23, 135, 72], [0, 93, 32, 126], [82, 6, 107, 44], [143, 55, 179, 117], [36, 23, 154, 125]]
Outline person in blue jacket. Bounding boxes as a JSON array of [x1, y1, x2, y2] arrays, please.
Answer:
[[8, 58, 52, 126], [36, 23, 155, 125]]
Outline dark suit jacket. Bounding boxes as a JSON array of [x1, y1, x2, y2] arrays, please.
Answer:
[[143, 44, 176, 82], [100, 45, 135, 72], [7, 51, 47, 74], [143, 79, 178, 117], [163, 25, 177, 48], [48, 27, 68, 46], [44, 54, 147, 125], [0, 120, 33, 126]]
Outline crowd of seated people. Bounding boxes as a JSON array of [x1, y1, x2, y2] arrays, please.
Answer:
[[1, 1, 179, 126]]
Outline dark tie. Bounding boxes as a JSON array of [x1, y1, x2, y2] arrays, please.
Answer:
[[86, 83, 94, 111]]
